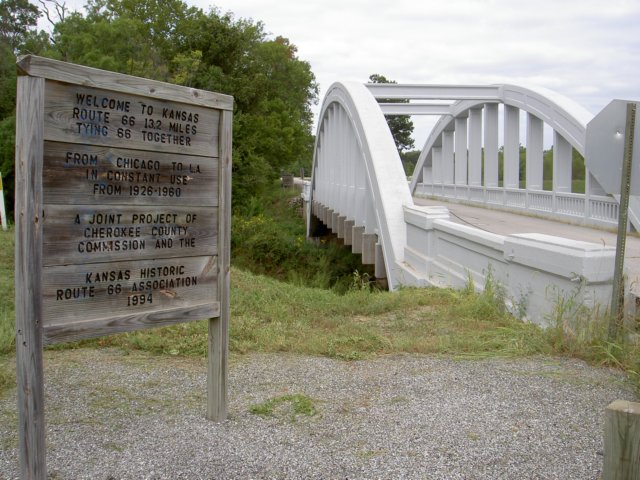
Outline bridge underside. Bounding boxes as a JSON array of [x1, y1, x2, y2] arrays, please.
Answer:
[[310, 200, 387, 286]]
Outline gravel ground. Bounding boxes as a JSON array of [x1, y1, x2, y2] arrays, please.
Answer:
[[0, 349, 637, 479]]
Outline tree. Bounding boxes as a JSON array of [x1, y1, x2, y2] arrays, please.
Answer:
[[0, 115, 14, 213], [0, 0, 48, 118], [0, 0, 52, 220], [1, 0, 318, 212], [368, 73, 414, 153], [0, 0, 39, 52], [400, 149, 421, 177]]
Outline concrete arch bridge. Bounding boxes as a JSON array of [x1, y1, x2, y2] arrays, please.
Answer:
[[306, 81, 639, 325]]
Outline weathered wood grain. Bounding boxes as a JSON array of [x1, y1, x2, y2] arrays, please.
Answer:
[[18, 55, 233, 110], [604, 400, 640, 480], [44, 81, 219, 156], [44, 302, 219, 345], [43, 142, 218, 206], [43, 205, 217, 265], [208, 109, 232, 422], [43, 255, 218, 328], [15, 74, 47, 479]]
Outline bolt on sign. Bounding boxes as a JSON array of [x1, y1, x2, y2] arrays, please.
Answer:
[[14, 55, 232, 479]]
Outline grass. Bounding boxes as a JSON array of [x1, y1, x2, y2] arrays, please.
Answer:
[[249, 393, 317, 420], [0, 226, 14, 356], [0, 227, 14, 396], [1, 189, 639, 397]]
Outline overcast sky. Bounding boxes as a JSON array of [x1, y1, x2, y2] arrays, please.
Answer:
[[51, 0, 640, 146]]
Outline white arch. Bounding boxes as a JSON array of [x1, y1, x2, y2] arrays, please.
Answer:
[[308, 81, 413, 290], [408, 84, 594, 193], [307, 81, 622, 323]]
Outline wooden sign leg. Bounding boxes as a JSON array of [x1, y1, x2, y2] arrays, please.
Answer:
[[15, 329, 46, 479], [207, 316, 228, 421], [604, 400, 640, 479], [15, 74, 47, 479], [206, 107, 231, 422]]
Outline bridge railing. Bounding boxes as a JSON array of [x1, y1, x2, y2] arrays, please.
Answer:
[[366, 83, 639, 231], [416, 182, 620, 227], [401, 204, 615, 326]]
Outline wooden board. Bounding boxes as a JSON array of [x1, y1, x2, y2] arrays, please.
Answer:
[[42, 255, 218, 341], [38, 77, 222, 334], [43, 205, 217, 265], [17, 55, 233, 111], [43, 142, 218, 206], [44, 81, 220, 157]]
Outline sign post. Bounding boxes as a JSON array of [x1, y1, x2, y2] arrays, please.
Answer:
[[586, 100, 640, 340], [14, 55, 232, 479], [609, 103, 636, 339]]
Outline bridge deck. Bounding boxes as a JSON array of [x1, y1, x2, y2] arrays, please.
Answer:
[[413, 196, 640, 297]]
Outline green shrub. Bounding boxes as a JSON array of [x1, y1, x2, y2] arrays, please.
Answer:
[[231, 184, 371, 291]]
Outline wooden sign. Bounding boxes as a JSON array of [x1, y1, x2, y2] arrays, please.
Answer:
[[14, 55, 232, 479]]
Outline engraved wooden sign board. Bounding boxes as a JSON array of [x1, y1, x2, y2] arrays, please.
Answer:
[[15, 56, 232, 479]]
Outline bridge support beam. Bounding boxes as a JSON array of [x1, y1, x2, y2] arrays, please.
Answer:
[[432, 146, 442, 185], [331, 211, 340, 232], [442, 130, 455, 184], [362, 233, 377, 265], [423, 162, 433, 186], [352, 226, 364, 254], [344, 220, 355, 245], [468, 108, 483, 186], [553, 132, 572, 193], [374, 242, 386, 279], [504, 105, 520, 189], [484, 103, 499, 187], [454, 114, 468, 185], [337, 216, 346, 239], [526, 113, 544, 190]]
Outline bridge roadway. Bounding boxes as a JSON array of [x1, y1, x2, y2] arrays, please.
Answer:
[[413, 196, 640, 297]]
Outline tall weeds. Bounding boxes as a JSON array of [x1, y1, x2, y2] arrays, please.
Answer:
[[545, 283, 639, 388]]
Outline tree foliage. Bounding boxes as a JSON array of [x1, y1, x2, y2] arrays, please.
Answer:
[[0, 0, 318, 215], [0, 0, 49, 220], [0, 0, 39, 51], [368, 73, 414, 153], [400, 149, 421, 177]]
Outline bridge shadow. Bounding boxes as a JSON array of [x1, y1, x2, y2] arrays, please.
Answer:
[[308, 210, 387, 290]]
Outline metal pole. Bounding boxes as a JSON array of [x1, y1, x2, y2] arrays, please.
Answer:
[[608, 102, 636, 341]]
